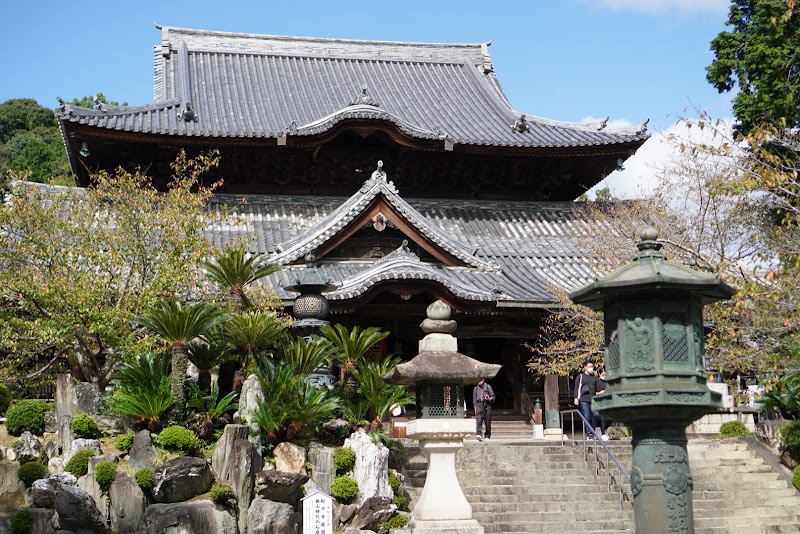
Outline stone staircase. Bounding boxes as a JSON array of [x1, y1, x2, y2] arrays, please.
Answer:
[[401, 437, 800, 533]]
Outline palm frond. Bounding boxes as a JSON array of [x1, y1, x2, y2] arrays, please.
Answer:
[[225, 310, 289, 357], [136, 300, 225, 347], [278, 335, 331, 378], [202, 246, 282, 305]]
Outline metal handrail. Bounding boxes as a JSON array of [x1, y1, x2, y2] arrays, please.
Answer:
[[560, 408, 631, 509]]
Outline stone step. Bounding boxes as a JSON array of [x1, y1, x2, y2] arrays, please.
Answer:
[[474, 510, 635, 523], [481, 519, 634, 533]]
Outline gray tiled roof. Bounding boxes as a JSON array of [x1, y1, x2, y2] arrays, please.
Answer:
[[57, 26, 648, 149], [206, 186, 606, 304]]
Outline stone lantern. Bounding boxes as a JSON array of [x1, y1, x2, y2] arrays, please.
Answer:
[[283, 268, 338, 387], [383, 300, 500, 534], [569, 227, 735, 534]]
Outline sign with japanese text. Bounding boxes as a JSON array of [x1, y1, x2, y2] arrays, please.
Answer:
[[302, 490, 333, 534]]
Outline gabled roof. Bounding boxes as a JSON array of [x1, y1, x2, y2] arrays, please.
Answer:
[[57, 26, 648, 150], [269, 162, 498, 271]]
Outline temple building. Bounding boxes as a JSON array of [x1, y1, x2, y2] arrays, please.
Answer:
[[56, 26, 648, 412]]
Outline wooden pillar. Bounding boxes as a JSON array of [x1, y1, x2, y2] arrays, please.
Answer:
[[543, 374, 563, 440]]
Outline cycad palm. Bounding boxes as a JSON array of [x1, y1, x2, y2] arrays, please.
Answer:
[[202, 246, 281, 309], [224, 310, 289, 370], [136, 300, 226, 415], [320, 324, 389, 397], [188, 337, 235, 392], [354, 354, 414, 429], [278, 335, 332, 378]]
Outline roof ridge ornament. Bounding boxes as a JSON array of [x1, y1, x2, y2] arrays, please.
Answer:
[[376, 239, 420, 265], [349, 84, 380, 107], [598, 116, 609, 131], [637, 118, 650, 135], [360, 160, 398, 194], [512, 114, 529, 133]]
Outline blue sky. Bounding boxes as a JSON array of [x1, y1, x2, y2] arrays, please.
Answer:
[[2, 0, 732, 130]]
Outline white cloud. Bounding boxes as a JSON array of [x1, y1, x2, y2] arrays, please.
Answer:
[[588, 116, 735, 199], [577, 0, 728, 14]]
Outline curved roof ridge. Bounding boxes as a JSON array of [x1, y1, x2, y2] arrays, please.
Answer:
[[292, 104, 440, 139], [328, 253, 498, 301], [270, 164, 498, 271]]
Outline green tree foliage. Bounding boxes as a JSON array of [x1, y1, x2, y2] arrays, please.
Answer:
[[94, 459, 117, 494], [0, 150, 220, 390], [135, 468, 154, 489], [155, 425, 202, 455], [69, 93, 127, 109], [707, 1, 800, 133], [0, 98, 69, 185], [334, 446, 356, 474], [10, 509, 33, 534], [186, 382, 238, 440], [0, 98, 55, 143], [330, 475, 359, 503], [223, 310, 289, 371]]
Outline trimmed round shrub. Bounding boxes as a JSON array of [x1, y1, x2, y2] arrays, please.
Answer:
[[0, 383, 11, 416], [135, 468, 154, 489], [379, 513, 409, 534], [17, 461, 48, 488], [393, 493, 408, 511], [64, 449, 94, 477], [210, 481, 236, 505], [10, 508, 33, 534], [156, 426, 202, 455], [330, 475, 359, 503], [94, 460, 117, 494], [71, 413, 101, 439], [780, 420, 800, 454], [388, 471, 401, 495], [719, 420, 751, 438], [794, 465, 800, 491], [5, 400, 50, 436], [115, 433, 135, 452], [334, 446, 356, 474]]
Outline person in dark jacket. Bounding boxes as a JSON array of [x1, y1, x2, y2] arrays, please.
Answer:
[[473, 378, 495, 441], [573, 360, 600, 438], [593, 369, 610, 441]]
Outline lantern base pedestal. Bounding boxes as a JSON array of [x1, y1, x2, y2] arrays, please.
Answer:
[[406, 418, 478, 525]]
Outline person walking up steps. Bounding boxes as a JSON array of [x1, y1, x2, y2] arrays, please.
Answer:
[[574, 360, 600, 439], [473, 378, 495, 441]]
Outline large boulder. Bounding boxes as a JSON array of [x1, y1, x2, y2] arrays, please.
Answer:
[[139, 500, 238, 534], [13, 431, 42, 464], [94, 415, 128, 436], [109, 473, 147, 534], [238, 374, 264, 434], [308, 442, 335, 494], [255, 470, 308, 504], [0, 462, 25, 513], [212, 424, 258, 533], [247, 498, 296, 534], [274, 442, 306, 475], [152, 456, 213, 503], [62, 439, 101, 467], [347, 496, 395, 531], [53, 480, 108, 533], [128, 430, 155, 470], [344, 431, 392, 506]]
